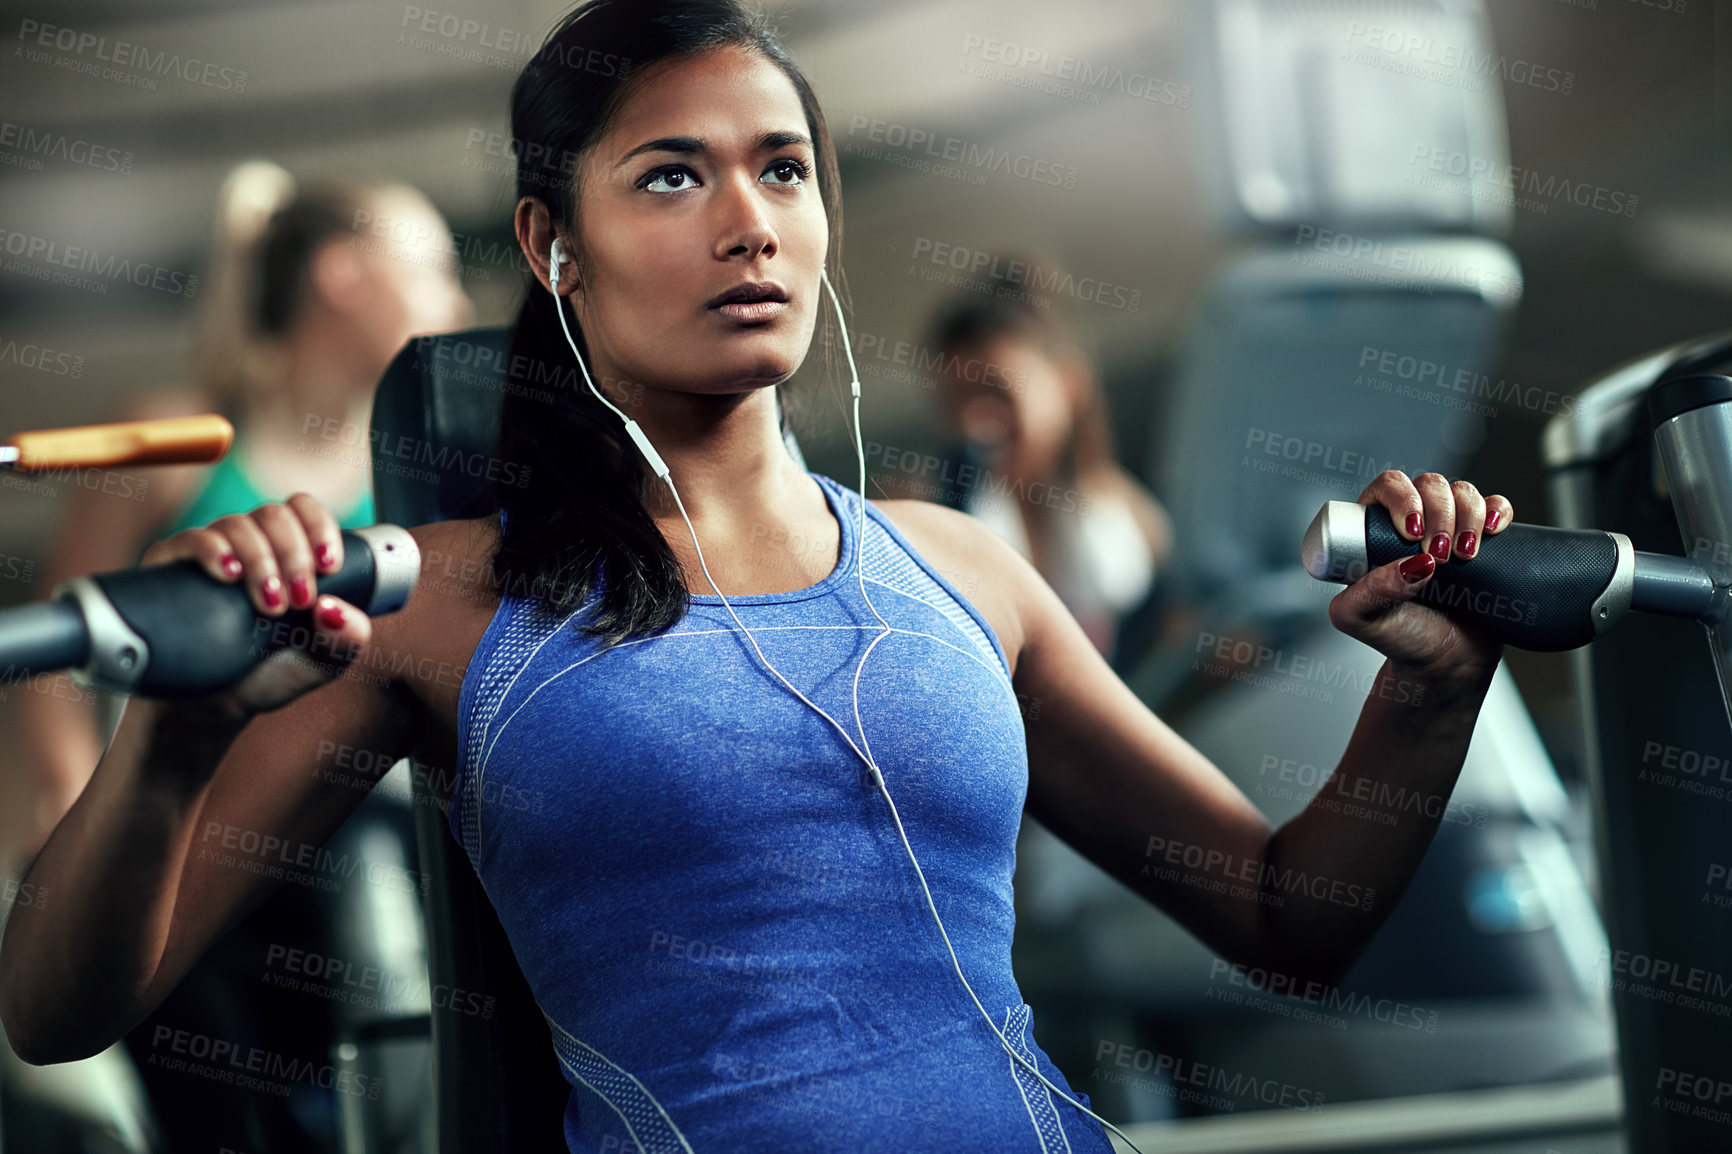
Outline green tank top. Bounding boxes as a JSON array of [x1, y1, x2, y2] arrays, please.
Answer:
[[159, 439, 375, 540]]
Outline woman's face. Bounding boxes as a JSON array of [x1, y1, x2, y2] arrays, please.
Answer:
[[348, 185, 475, 363], [565, 45, 827, 397], [946, 333, 1075, 469]]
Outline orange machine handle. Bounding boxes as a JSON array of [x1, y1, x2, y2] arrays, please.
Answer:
[[10, 414, 235, 471]]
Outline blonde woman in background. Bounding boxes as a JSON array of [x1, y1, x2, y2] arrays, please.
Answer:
[[0, 161, 471, 1154], [13, 162, 471, 837]]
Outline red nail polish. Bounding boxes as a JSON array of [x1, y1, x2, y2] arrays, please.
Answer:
[[319, 602, 346, 630], [1399, 553, 1435, 582], [1405, 512, 1423, 538], [1457, 530, 1477, 558], [289, 574, 311, 607], [1429, 533, 1451, 561], [1485, 509, 1503, 533], [315, 543, 335, 570], [221, 555, 243, 578], [262, 576, 284, 609]]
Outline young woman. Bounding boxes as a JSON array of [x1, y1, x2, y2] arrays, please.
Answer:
[[0, 1, 1515, 1150]]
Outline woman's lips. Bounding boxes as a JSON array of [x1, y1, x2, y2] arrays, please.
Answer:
[[710, 299, 788, 323]]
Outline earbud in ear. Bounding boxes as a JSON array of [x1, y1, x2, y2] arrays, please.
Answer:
[[548, 237, 565, 291]]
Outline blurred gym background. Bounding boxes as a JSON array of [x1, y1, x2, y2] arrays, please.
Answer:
[[0, 1, 1729, 1152], [0, 0, 1725, 745]]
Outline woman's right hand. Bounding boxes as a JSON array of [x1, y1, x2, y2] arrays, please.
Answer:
[[138, 492, 374, 722]]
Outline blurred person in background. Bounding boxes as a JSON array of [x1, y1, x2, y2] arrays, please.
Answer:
[[12, 161, 472, 834], [920, 277, 1171, 667], [0, 160, 472, 1153]]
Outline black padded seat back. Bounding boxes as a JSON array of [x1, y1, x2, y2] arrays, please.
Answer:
[[369, 326, 568, 1152]]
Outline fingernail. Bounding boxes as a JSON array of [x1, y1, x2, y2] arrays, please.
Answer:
[[289, 574, 311, 608], [1405, 512, 1423, 538], [315, 543, 335, 570], [221, 555, 243, 578], [262, 575, 284, 609], [318, 601, 346, 630], [1485, 509, 1503, 533], [1400, 553, 1435, 583], [1457, 530, 1477, 558], [1429, 533, 1451, 561]]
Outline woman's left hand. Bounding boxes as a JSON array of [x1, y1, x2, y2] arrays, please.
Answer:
[[1327, 470, 1514, 684]]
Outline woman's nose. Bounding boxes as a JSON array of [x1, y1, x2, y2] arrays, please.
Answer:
[[713, 176, 778, 261]]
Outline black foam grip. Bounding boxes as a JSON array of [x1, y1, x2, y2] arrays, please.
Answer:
[[1364, 505, 1620, 652], [90, 529, 383, 696]]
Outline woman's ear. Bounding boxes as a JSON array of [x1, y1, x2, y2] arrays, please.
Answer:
[[514, 196, 579, 297]]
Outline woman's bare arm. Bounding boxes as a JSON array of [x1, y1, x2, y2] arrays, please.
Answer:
[[1011, 542, 1492, 983], [888, 471, 1510, 987], [0, 505, 439, 1065]]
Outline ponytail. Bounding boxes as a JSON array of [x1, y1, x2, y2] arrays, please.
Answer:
[[191, 159, 295, 403]]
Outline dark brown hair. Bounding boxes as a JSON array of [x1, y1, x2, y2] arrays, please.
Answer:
[[488, 0, 844, 647]]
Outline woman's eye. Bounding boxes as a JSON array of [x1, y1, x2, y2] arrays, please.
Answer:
[[762, 159, 810, 186], [640, 166, 697, 194]]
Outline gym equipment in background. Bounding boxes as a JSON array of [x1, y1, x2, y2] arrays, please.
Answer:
[[1546, 334, 1732, 1154]]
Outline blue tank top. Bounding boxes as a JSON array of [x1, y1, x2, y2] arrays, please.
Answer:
[[451, 470, 1113, 1153]]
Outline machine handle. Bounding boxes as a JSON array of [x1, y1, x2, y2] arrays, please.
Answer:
[[1301, 501, 1633, 652], [0, 602, 90, 685], [33, 524, 419, 696], [3, 414, 234, 471]]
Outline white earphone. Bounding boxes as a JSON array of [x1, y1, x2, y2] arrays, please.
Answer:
[[545, 232, 1146, 1154]]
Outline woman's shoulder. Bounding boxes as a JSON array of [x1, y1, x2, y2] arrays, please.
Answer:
[[864, 494, 980, 549], [368, 513, 505, 725], [339, 512, 503, 809], [402, 513, 506, 634], [406, 512, 504, 579], [864, 496, 1031, 677], [114, 386, 217, 423]]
